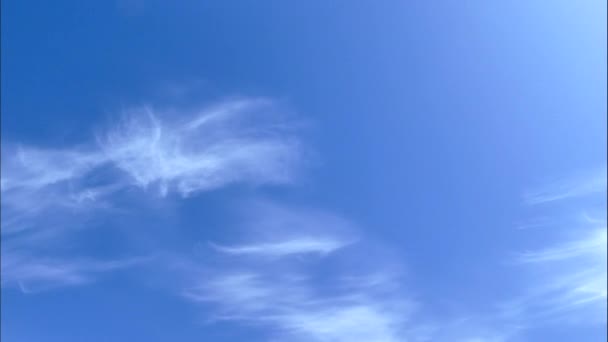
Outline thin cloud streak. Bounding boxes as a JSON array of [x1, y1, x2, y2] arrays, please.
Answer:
[[1, 145, 110, 235], [209, 236, 354, 258], [518, 228, 606, 264], [515, 169, 607, 325], [517, 226, 607, 322], [1, 146, 104, 192], [1, 251, 144, 293]]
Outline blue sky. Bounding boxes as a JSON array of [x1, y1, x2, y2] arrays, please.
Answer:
[[1, 1, 606, 341]]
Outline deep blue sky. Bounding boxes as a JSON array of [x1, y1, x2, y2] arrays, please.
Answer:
[[2, 1, 606, 341]]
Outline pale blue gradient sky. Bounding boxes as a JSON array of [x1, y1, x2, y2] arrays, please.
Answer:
[[2, 1, 606, 341]]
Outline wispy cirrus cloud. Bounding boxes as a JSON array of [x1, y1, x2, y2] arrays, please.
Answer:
[[1, 146, 104, 193], [515, 224, 607, 324], [1, 145, 110, 234], [514, 168, 607, 326], [1, 97, 303, 292], [0, 250, 144, 293], [185, 270, 412, 342], [1, 98, 302, 229], [177, 202, 424, 342], [210, 236, 354, 258], [518, 227, 606, 264], [101, 99, 303, 196], [166, 200, 533, 342]]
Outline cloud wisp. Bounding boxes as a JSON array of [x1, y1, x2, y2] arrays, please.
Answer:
[[514, 169, 607, 326], [101, 99, 303, 196], [515, 225, 607, 324], [1, 145, 111, 235], [1, 98, 303, 292], [1, 250, 144, 293], [1, 98, 303, 229], [523, 168, 607, 205], [185, 271, 412, 342], [177, 202, 417, 342], [209, 236, 354, 258], [165, 199, 535, 342]]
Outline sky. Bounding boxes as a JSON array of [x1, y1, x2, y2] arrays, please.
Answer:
[[1, 1, 606, 341]]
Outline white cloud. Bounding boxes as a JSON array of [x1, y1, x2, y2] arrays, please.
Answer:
[[1, 98, 302, 229], [183, 250, 514, 342], [516, 226, 607, 323], [178, 202, 418, 342], [2, 146, 105, 191], [172, 200, 533, 341], [280, 303, 408, 342], [515, 169, 607, 325], [210, 236, 353, 258], [100, 99, 302, 196], [518, 228, 606, 264], [184, 270, 412, 342], [1, 145, 115, 238], [1, 97, 303, 292]]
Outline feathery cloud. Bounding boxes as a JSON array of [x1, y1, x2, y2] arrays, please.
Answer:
[[515, 169, 607, 325], [185, 271, 411, 342], [178, 202, 417, 342], [516, 226, 607, 323], [1, 97, 303, 292], [101, 99, 302, 196]]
